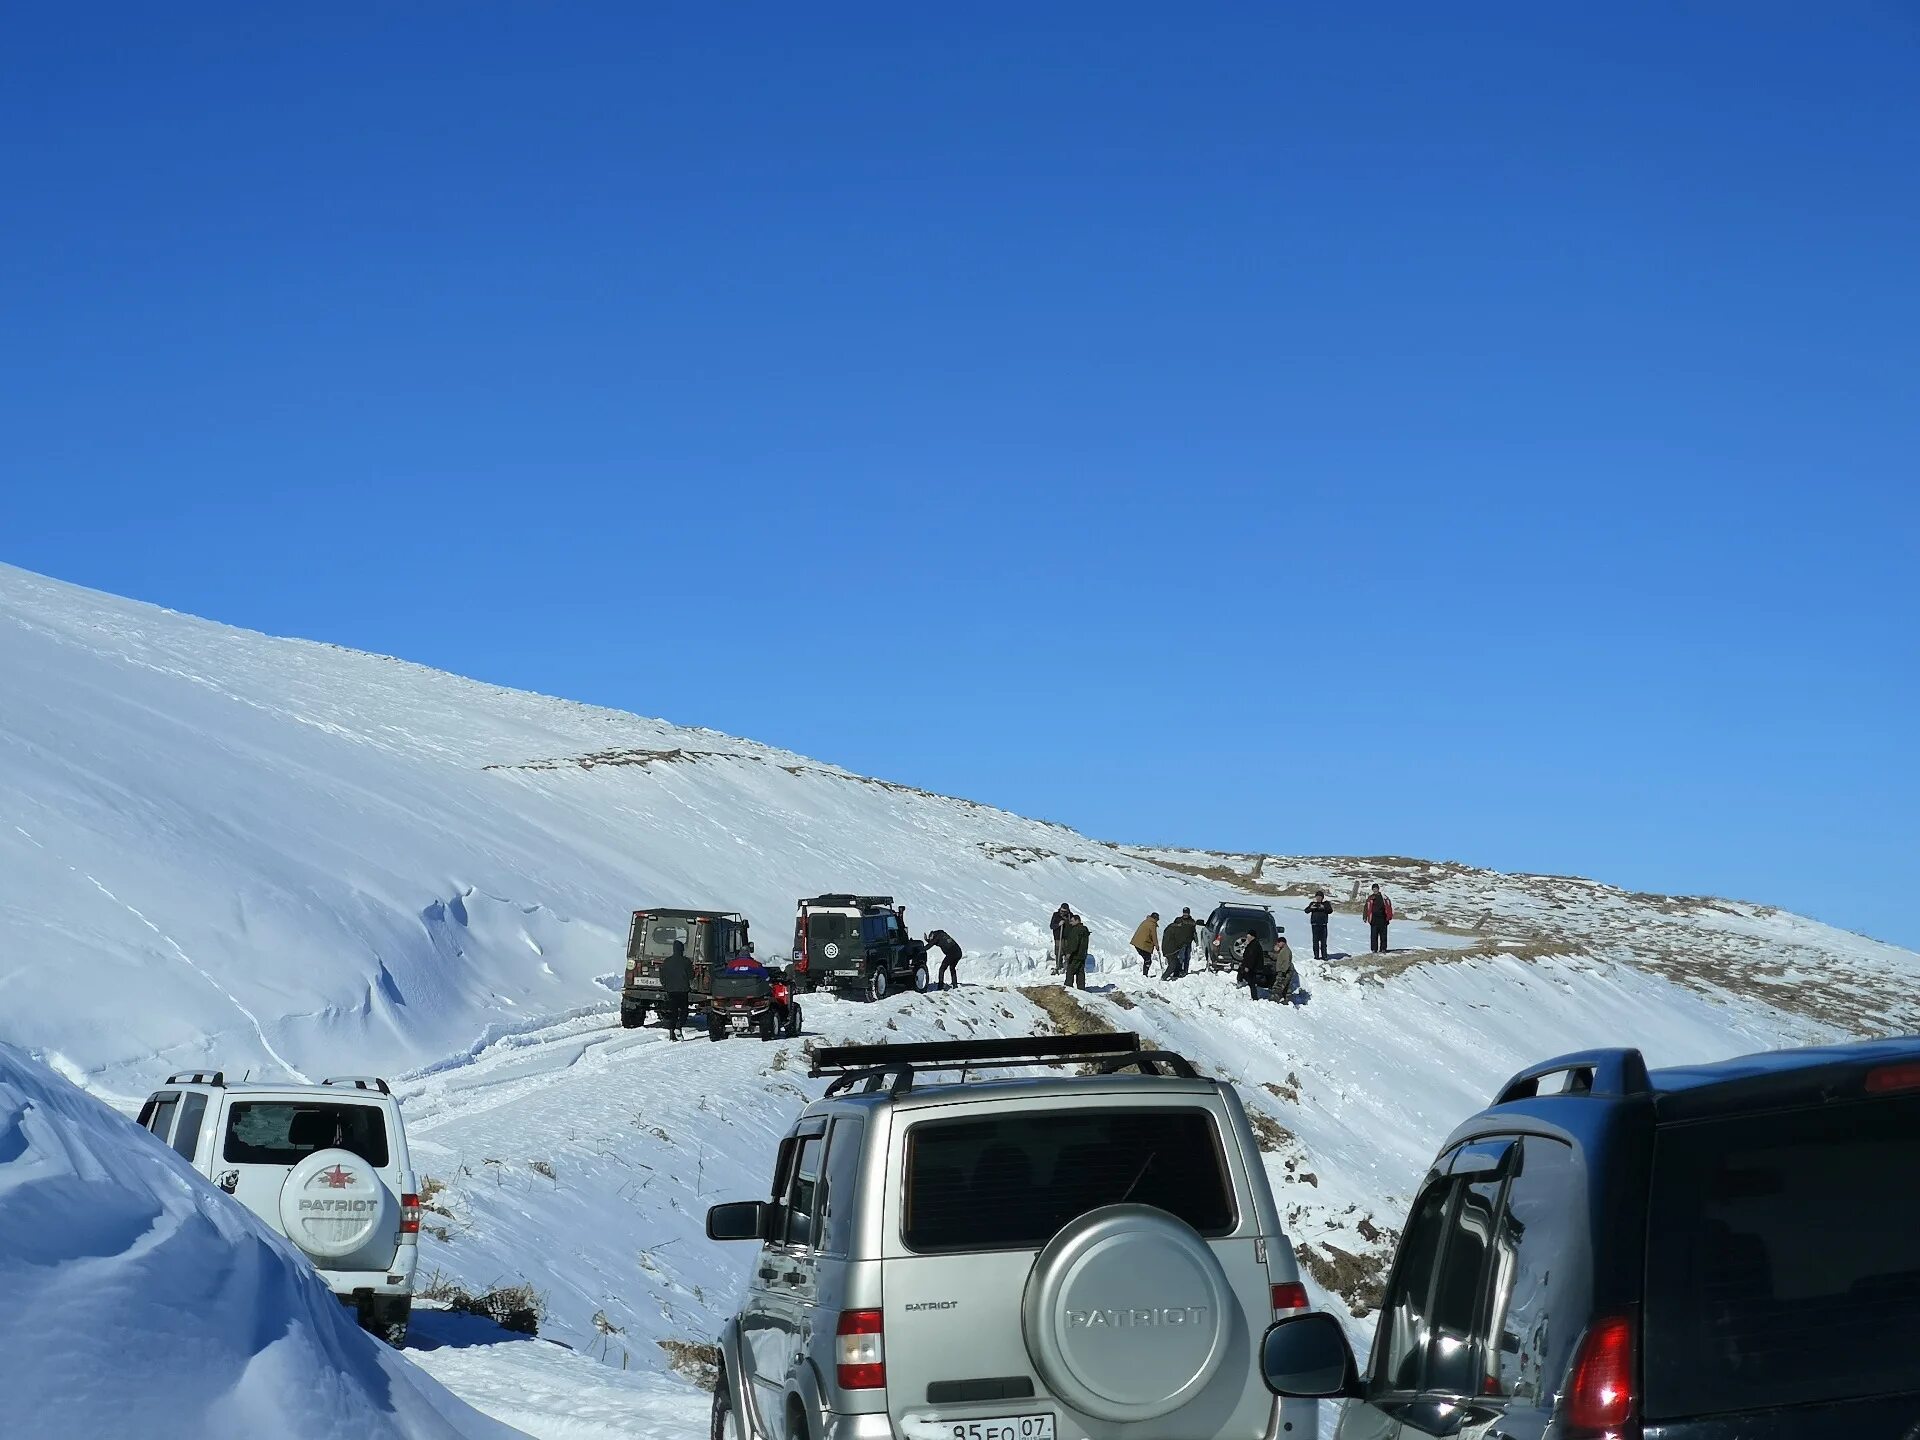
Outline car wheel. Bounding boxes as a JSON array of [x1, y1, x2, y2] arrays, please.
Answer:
[[710, 1361, 738, 1440], [866, 970, 888, 1003], [758, 1010, 776, 1041], [708, 1017, 728, 1042], [786, 1004, 803, 1038], [621, 1004, 647, 1030], [911, 963, 930, 994], [360, 1295, 411, 1348]]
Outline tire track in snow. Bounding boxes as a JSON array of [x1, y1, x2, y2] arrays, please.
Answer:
[[11, 822, 311, 1084]]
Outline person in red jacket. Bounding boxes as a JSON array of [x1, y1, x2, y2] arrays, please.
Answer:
[[1363, 885, 1393, 953]]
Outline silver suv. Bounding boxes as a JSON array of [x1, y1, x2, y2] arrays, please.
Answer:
[[135, 1071, 420, 1345], [705, 1034, 1315, 1440]]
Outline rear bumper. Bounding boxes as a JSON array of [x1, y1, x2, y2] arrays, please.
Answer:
[[820, 1414, 895, 1440], [840, 1398, 1304, 1440], [317, 1256, 415, 1298]]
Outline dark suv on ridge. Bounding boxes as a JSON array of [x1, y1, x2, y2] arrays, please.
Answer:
[[1202, 902, 1280, 973], [1257, 1035, 1920, 1439]]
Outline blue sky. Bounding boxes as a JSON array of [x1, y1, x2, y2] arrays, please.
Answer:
[[4, 4, 1916, 948]]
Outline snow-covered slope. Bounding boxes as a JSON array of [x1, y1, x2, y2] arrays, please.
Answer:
[[3, 561, 1916, 1438], [5, 560, 1466, 1100], [0, 1040, 516, 1440]]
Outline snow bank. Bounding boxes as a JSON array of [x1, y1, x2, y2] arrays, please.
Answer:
[[0, 1042, 519, 1440]]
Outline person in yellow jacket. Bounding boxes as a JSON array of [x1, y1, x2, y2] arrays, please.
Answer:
[[1130, 913, 1160, 973]]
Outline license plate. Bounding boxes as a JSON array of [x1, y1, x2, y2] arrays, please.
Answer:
[[943, 1417, 1054, 1440]]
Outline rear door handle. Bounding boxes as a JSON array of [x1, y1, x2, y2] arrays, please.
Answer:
[[781, 1269, 804, 1284], [757, 1267, 778, 1282]]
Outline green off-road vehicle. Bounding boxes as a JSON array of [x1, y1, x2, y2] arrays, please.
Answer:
[[620, 908, 753, 1029]]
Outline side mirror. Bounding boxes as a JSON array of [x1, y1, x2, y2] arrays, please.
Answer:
[[1260, 1313, 1362, 1399], [706, 1200, 774, 1242]]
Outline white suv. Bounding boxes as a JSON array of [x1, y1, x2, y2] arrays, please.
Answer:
[[136, 1071, 420, 1345]]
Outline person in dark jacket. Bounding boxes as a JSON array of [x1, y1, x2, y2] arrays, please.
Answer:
[[1049, 903, 1072, 974], [1304, 891, 1334, 961], [1363, 885, 1393, 953], [660, 940, 694, 1041], [1060, 912, 1091, 991], [926, 929, 963, 988], [1160, 908, 1198, 979], [1235, 931, 1268, 1000]]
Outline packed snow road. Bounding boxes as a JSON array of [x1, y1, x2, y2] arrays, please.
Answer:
[[384, 948, 1836, 1439]]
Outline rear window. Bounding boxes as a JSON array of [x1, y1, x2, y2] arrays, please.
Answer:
[[902, 1107, 1236, 1253], [1645, 1093, 1920, 1420], [633, 915, 700, 961], [1215, 911, 1277, 941], [223, 1101, 391, 1168]]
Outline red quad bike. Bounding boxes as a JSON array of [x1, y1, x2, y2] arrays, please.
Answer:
[[706, 962, 804, 1043]]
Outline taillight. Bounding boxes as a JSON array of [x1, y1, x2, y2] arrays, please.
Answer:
[[835, 1309, 885, 1390], [1565, 1313, 1635, 1437], [1866, 1062, 1920, 1094], [1271, 1281, 1308, 1315], [401, 1193, 421, 1236]]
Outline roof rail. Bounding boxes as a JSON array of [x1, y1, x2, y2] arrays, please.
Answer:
[[801, 894, 896, 911], [1494, 1048, 1650, 1106], [812, 1033, 1201, 1093], [165, 1070, 225, 1087], [321, 1075, 392, 1095]]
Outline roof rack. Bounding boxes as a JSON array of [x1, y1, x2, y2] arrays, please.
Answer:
[[1494, 1048, 1649, 1106], [321, 1075, 392, 1095], [801, 894, 897, 911], [165, 1070, 225, 1087], [811, 1033, 1200, 1095]]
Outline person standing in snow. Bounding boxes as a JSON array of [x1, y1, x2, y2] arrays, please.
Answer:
[[660, 940, 694, 1042], [1269, 930, 1298, 1003], [1049, 902, 1072, 974], [1304, 890, 1334, 960], [1363, 885, 1393, 953], [1161, 907, 1198, 979], [1060, 911, 1091, 991], [1130, 913, 1160, 973], [926, 929, 963, 988], [1235, 931, 1268, 1000]]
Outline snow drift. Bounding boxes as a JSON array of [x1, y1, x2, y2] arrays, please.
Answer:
[[0, 1040, 516, 1440]]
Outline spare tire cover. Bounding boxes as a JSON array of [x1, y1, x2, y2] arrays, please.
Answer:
[[278, 1147, 394, 1260], [1021, 1204, 1234, 1423]]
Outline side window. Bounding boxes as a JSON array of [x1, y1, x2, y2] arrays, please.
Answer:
[[146, 1092, 181, 1144], [1490, 1137, 1584, 1406], [171, 1092, 209, 1161], [1426, 1173, 1505, 1396], [784, 1134, 826, 1250], [1374, 1180, 1453, 1391], [860, 914, 888, 947], [819, 1116, 867, 1257], [136, 1095, 159, 1129]]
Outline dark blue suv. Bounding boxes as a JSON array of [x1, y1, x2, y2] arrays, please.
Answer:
[[1258, 1036, 1920, 1438]]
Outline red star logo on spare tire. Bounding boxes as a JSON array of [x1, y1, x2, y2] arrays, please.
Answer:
[[317, 1164, 355, 1189]]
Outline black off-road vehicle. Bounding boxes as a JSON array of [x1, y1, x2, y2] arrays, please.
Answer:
[[789, 894, 930, 1001], [620, 908, 753, 1029], [1202, 901, 1280, 973]]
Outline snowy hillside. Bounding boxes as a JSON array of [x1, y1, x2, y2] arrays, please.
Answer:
[[3, 560, 1917, 1439]]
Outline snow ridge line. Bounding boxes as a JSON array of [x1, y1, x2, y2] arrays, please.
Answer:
[[11, 823, 311, 1084]]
